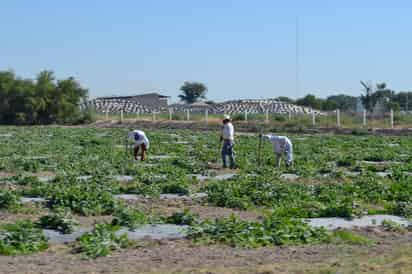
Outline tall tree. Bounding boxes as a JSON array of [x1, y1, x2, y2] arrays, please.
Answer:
[[324, 95, 357, 111], [0, 70, 90, 125], [295, 94, 324, 110], [178, 81, 207, 104]]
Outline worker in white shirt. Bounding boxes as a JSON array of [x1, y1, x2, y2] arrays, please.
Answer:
[[220, 115, 236, 169], [128, 130, 150, 161], [263, 134, 293, 168]]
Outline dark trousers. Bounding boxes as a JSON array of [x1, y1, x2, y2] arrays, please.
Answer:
[[222, 140, 235, 168]]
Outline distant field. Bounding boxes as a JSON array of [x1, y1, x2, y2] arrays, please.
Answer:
[[94, 110, 412, 130], [0, 127, 412, 273]]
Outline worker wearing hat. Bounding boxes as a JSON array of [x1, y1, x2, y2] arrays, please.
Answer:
[[128, 129, 150, 161], [220, 115, 236, 169]]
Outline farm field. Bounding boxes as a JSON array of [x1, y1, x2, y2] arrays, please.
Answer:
[[1, 126, 412, 273]]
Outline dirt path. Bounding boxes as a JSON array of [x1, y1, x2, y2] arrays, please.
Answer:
[[0, 230, 411, 274]]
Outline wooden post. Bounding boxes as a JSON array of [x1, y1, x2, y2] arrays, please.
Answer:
[[288, 111, 292, 121], [363, 110, 367, 127], [186, 109, 190, 121], [245, 111, 248, 121], [120, 109, 124, 122], [390, 109, 394, 129], [265, 109, 269, 123], [312, 112, 316, 127], [169, 109, 173, 121], [336, 109, 341, 128], [205, 109, 208, 122], [152, 112, 156, 121], [105, 109, 109, 121]]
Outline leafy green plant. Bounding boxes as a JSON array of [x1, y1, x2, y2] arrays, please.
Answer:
[[166, 209, 200, 225], [330, 230, 373, 245], [381, 220, 407, 233], [111, 206, 148, 230], [0, 220, 48, 255], [0, 190, 21, 210], [37, 208, 79, 234], [77, 223, 129, 258], [188, 215, 331, 248], [47, 183, 117, 216], [161, 182, 190, 195]]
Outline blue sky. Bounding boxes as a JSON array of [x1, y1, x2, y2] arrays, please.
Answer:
[[1, 1, 411, 102]]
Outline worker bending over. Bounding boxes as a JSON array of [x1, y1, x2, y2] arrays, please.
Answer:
[[220, 115, 236, 169], [128, 129, 150, 161], [263, 134, 293, 168]]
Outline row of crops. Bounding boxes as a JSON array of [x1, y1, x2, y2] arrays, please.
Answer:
[[0, 127, 411, 257]]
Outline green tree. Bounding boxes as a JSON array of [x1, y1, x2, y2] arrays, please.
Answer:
[[276, 96, 295, 104], [295, 94, 324, 110], [0, 70, 90, 125], [324, 95, 357, 111], [394, 91, 412, 111], [178, 81, 207, 104]]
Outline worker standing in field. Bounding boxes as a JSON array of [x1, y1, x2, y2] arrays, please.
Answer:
[[220, 115, 236, 169], [263, 134, 293, 168], [128, 129, 150, 161]]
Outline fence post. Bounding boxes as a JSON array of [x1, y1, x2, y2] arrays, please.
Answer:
[[312, 112, 316, 127], [390, 109, 394, 129], [244, 111, 248, 121], [169, 109, 172, 121], [363, 110, 367, 127], [336, 109, 341, 128], [205, 109, 208, 122], [186, 109, 190, 121], [105, 109, 109, 121], [152, 111, 156, 121], [265, 109, 269, 123], [120, 109, 124, 122], [288, 111, 292, 121]]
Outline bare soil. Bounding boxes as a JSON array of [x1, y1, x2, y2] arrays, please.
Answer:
[[0, 229, 411, 274]]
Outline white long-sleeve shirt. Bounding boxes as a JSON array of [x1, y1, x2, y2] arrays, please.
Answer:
[[222, 122, 234, 141], [264, 134, 292, 154], [128, 130, 150, 149]]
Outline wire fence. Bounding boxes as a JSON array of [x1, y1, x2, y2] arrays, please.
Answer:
[[92, 108, 412, 129]]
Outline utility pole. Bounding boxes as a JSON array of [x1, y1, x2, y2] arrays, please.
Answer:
[[295, 16, 300, 99]]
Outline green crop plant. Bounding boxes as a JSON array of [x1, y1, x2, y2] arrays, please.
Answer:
[[0, 220, 48, 255], [37, 208, 79, 234], [111, 206, 149, 230], [166, 209, 200, 226], [0, 190, 22, 211], [77, 223, 129, 258]]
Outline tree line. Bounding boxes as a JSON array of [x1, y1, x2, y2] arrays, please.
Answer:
[[0, 70, 91, 125], [288, 83, 412, 112], [178, 81, 412, 113]]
